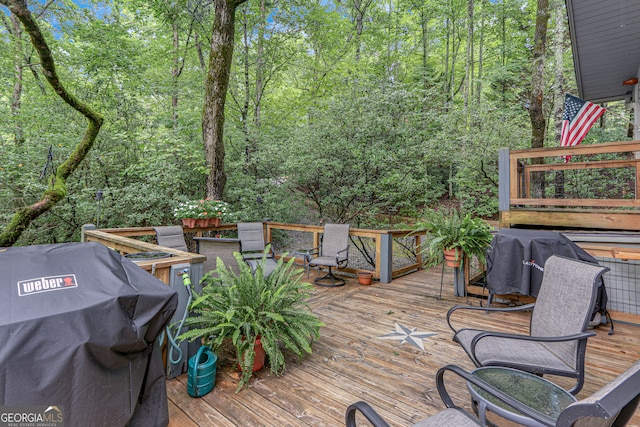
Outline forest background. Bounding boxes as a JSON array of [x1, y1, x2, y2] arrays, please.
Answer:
[[0, 0, 633, 246]]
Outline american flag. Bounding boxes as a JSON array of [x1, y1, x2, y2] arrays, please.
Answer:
[[560, 94, 605, 161]]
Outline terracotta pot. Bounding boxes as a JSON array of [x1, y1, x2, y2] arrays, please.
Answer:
[[357, 271, 373, 285], [182, 218, 197, 228], [210, 217, 221, 227], [196, 218, 209, 228], [443, 247, 462, 267], [238, 337, 266, 372]]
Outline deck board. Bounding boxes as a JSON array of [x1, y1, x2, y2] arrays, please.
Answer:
[[167, 268, 640, 426]]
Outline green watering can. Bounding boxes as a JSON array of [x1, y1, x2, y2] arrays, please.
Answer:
[[187, 345, 217, 398]]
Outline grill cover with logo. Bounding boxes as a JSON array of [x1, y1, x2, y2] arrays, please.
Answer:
[[486, 229, 603, 297], [0, 242, 178, 426]]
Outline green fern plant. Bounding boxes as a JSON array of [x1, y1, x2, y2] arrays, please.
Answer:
[[179, 249, 323, 391], [413, 208, 494, 268]]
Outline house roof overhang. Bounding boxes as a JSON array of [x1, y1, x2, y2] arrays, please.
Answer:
[[566, 0, 640, 103]]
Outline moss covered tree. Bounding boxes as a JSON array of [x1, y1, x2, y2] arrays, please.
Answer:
[[0, 0, 103, 246]]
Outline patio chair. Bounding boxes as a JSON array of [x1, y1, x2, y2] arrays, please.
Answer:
[[237, 222, 277, 277], [345, 361, 640, 427], [154, 226, 188, 252], [447, 255, 609, 395], [307, 223, 350, 287]]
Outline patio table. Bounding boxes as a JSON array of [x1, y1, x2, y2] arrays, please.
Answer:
[[293, 248, 315, 277], [467, 366, 577, 427]]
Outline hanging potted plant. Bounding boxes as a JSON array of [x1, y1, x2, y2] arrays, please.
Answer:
[[413, 208, 494, 269], [180, 251, 324, 391]]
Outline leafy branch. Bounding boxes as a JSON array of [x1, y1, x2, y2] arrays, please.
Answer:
[[0, 0, 104, 246]]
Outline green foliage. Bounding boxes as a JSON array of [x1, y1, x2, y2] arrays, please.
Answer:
[[1, 0, 632, 243], [179, 251, 323, 391], [413, 208, 494, 268], [285, 80, 437, 223]]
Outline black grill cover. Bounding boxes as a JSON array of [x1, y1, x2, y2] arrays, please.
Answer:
[[0, 242, 178, 426], [486, 229, 601, 297]]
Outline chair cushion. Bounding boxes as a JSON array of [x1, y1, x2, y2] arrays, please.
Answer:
[[455, 328, 575, 374], [242, 252, 268, 260], [412, 408, 481, 426], [309, 256, 340, 268]]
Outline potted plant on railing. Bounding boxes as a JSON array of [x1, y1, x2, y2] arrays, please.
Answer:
[[413, 208, 494, 269], [174, 199, 229, 228], [179, 250, 324, 391]]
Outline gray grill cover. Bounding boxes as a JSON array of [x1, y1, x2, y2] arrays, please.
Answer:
[[486, 229, 600, 297], [0, 242, 178, 426]]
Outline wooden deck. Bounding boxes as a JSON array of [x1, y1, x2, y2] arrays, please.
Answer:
[[166, 267, 640, 427]]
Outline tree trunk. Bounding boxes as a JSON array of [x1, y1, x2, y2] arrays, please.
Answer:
[[552, 0, 566, 198], [202, 0, 247, 200], [240, 4, 252, 173], [529, 0, 549, 150], [10, 12, 24, 145], [444, 14, 450, 101], [475, 0, 484, 105], [171, 21, 180, 128], [195, 32, 206, 70], [529, 0, 549, 199], [420, 6, 429, 93], [464, 0, 474, 112], [500, 2, 506, 103], [353, 0, 371, 62], [254, 0, 265, 128], [0, 0, 103, 246]]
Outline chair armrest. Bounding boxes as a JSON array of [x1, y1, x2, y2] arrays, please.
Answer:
[[295, 247, 319, 260], [336, 246, 349, 263], [470, 331, 596, 359], [447, 303, 535, 333], [436, 365, 556, 427], [472, 330, 595, 345], [264, 243, 275, 257], [345, 402, 392, 427]]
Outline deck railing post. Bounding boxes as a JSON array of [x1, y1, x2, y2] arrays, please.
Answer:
[[81, 223, 96, 242], [379, 233, 393, 283], [498, 147, 510, 212]]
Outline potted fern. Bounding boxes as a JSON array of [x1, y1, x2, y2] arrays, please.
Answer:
[[180, 251, 323, 391], [414, 208, 494, 268]]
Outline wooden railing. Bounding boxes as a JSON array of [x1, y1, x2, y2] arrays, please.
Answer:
[[265, 222, 423, 282], [82, 223, 424, 283], [82, 226, 206, 285], [499, 140, 640, 230]]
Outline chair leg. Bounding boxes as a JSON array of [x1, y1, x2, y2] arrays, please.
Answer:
[[314, 267, 346, 287]]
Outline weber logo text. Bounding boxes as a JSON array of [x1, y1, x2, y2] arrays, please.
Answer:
[[18, 275, 77, 297]]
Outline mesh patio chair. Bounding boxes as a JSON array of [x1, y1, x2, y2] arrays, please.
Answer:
[[447, 255, 609, 395], [237, 222, 277, 277], [154, 226, 188, 252], [307, 223, 350, 287], [345, 361, 640, 427], [345, 365, 486, 427]]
